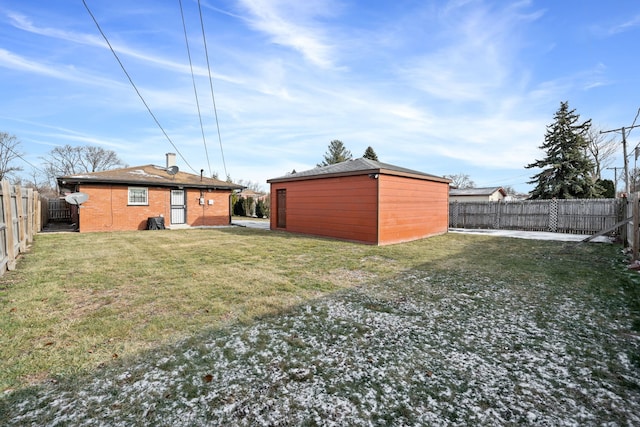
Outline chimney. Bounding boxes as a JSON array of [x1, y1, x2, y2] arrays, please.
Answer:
[[166, 153, 176, 168]]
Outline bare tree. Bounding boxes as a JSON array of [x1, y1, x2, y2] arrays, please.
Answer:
[[235, 179, 265, 193], [444, 173, 475, 189], [630, 167, 640, 193], [586, 126, 618, 181], [82, 146, 126, 172], [0, 132, 24, 181], [502, 185, 516, 196], [42, 144, 126, 186], [16, 168, 57, 197]]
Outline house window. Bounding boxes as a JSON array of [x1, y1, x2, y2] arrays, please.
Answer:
[[128, 187, 148, 205]]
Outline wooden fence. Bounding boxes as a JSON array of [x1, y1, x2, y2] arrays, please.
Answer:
[[449, 198, 624, 236], [0, 180, 40, 275], [45, 198, 71, 222]]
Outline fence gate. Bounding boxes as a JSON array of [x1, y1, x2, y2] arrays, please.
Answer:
[[48, 198, 71, 222]]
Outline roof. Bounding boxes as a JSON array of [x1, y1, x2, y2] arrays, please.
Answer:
[[449, 186, 507, 197], [58, 164, 244, 191], [267, 158, 450, 183], [238, 189, 267, 197]]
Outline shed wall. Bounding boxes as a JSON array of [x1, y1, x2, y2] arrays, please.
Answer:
[[378, 175, 449, 245], [77, 184, 231, 232], [270, 175, 379, 244]]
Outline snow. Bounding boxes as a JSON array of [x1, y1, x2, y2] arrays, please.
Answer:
[[128, 169, 163, 179], [449, 228, 614, 242], [3, 270, 639, 425]]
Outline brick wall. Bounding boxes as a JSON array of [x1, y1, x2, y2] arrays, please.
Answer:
[[77, 184, 232, 232]]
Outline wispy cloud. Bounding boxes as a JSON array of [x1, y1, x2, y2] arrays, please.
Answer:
[[397, 1, 544, 103], [235, 0, 339, 68], [5, 11, 241, 84], [0, 48, 122, 88], [605, 14, 640, 35]]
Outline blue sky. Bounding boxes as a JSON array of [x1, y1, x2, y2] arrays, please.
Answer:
[[1, 0, 639, 193]]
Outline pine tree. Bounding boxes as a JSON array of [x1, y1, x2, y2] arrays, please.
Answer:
[[526, 101, 596, 199], [363, 146, 379, 161], [318, 140, 352, 166]]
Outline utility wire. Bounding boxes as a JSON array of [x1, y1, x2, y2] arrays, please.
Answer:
[[197, 0, 228, 179], [0, 137, 42, 172], [178, 0, 212, 177], [82, 0, 198, 174]]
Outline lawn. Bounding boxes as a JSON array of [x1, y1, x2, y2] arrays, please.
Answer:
[[1, 227, 639, 425]]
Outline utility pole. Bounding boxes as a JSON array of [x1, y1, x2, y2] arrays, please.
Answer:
[[607, 166, 625, 194], [602, 123, 640, 194]]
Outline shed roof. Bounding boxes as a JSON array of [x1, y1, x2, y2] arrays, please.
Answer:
[[449, 186, 507, 197], [58, 164, 244, 190], [267, 158, 450, 183]]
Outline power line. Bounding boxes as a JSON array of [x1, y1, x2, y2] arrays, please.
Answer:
[[178, 0, 212, 177], [601, 112, 640, 194], [0, 136, 42, 173], [82, 0, 198, 174], [198, 0, 228, 179]]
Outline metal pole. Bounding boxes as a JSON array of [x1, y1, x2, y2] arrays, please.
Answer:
[[623, 127, 630, 194]]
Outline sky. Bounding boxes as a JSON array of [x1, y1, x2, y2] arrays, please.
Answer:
[[1, 0, 639, 193]]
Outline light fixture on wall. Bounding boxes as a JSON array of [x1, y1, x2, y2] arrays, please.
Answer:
[[368, 173, 379, 179]]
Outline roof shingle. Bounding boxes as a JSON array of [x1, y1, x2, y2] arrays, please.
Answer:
[[58, 164, 244, 190], [267, 158, 449, 183]]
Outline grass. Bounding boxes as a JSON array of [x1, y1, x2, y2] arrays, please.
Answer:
[[0, 226, 459, 392], [1, 227, 639, 425]]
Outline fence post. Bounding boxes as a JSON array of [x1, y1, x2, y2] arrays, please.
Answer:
[[16, 185, 26, 253], [1, 180, 16, 271], [493, 201, 501, 229], [548, 198, 558, 232]]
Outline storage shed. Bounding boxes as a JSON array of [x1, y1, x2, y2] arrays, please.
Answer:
[[267, 158, 451, 245]]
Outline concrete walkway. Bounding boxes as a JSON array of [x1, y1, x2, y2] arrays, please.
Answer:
[[232, 220, 614, 243], [449, 228, 614, 243], [232, 219, 271, 230]]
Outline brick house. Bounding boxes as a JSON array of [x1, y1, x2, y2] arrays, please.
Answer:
[[57, 153, 244, 232], [267, 158, 451, 245]]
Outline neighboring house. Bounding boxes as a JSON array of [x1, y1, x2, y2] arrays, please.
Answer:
[[267, 158, 451, 245], [449, 187, 507, 202], [57, 153, 244, 232], [237, 189, 268, 202]]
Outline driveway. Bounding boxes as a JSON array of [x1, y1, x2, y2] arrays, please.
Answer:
[[232, 219, 271, 230]]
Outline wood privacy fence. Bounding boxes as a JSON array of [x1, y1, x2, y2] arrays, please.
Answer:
[[449, 198, 624, 235], [0, 180, 40, 275], [44, 198, 71, 222]]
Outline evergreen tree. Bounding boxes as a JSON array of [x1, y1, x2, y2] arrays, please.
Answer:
[[318, 140, 352, 166], [363, 146, 379, 161], [596, 179, 615, 198], [526, 101, 596, 199]]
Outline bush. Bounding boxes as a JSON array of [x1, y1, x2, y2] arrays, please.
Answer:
[[256, 199, 269, 218], [233, 197, 246, 216]]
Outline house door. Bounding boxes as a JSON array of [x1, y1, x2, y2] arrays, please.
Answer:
[[170, 189, 186, 224], [276, 189, 286, 228]]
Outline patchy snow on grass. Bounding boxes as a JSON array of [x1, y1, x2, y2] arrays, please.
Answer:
[[3, 269, 640, 426]]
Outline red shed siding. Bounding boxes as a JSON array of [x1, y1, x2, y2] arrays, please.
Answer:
[[77, 184, 231, 232], [378, 175, 449, 245], [270, 175, 379, 244]]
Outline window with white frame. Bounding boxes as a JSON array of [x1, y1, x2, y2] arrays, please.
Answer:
[[128, 187, 148, 205]]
